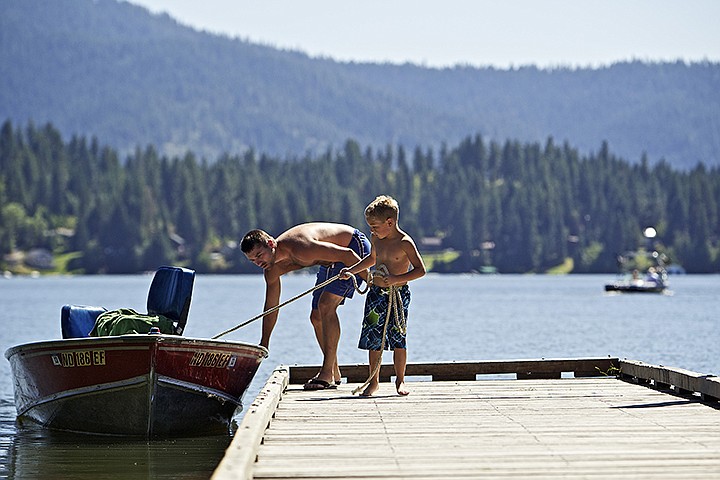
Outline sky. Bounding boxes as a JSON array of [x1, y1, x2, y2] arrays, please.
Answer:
[[126, 0, 720, 69]]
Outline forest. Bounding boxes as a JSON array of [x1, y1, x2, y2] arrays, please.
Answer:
[[1, 120, 719, 275]]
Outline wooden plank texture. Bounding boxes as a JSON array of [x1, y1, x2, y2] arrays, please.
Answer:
[[215, 361, 720, 479]]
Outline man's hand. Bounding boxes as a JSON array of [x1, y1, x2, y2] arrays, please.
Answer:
[[339, 267, 352, 280]]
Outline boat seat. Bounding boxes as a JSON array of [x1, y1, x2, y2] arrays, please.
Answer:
[[60, 266, 195, 338], [61, 305, 107, 339], [146, 266, 195, 335]]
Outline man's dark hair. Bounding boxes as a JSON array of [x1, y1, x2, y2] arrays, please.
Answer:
[[241, 229, 272, 253]]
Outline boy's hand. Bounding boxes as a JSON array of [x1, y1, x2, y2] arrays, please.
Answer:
[[373, 273, 392, 287]]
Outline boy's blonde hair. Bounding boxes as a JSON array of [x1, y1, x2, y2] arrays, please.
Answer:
[[365, 195, 399, 221]]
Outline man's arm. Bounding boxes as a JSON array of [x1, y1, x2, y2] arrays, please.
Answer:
[[260, 272, 281, 348], [340, 246, 375, 279]]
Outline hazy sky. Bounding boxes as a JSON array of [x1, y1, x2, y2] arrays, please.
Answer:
[[126, 0, 719, 69]]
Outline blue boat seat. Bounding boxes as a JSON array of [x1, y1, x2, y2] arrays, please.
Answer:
[[147, 266, 195, 335], [61, 305, 107, 339], [61, 266, 195, 338]]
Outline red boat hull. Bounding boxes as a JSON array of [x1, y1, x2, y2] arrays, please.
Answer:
[[5, 335, 267, 436]]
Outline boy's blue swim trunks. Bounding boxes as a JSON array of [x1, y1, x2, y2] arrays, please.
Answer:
[[358, 284, 411, 350], [311, 229, 370, 309]]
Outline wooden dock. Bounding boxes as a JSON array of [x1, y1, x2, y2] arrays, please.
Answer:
[[212, 358, 720, 479]]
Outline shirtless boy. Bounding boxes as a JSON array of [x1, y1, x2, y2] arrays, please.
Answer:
[[340, 195, 426, 396], [241, 223, 370, 390]]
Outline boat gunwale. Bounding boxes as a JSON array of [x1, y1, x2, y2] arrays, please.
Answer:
[[4, 334, 269, 359]]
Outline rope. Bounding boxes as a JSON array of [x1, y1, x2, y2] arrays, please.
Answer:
[[212, 271, 368, 339], [352, 283, 406, 395]]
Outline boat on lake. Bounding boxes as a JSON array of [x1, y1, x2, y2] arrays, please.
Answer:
[[604, 250, 669, 294], [4, 266, 268, 437], [604, 274, 667, 293]]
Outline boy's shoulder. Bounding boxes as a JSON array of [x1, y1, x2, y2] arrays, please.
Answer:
[[398, 228, 417, 244]]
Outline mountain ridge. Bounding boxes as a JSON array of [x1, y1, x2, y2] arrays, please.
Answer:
[[1, 0, 718, 168]]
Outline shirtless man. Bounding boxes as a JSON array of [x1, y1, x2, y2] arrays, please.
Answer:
[[241, 223, 370, 390]]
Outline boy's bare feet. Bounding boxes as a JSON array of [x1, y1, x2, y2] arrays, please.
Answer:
[[360, 382, 380, 397], [396, 380, 410, 396]]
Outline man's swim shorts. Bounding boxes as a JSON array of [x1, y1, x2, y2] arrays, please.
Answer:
[[311, 229, 371, 309]]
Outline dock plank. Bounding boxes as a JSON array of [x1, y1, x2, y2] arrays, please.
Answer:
[[213, 362, 720, 479]]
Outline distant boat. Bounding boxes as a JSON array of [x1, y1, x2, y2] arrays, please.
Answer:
[[604, 250, 669, 294], [604, 279, 667, 293], [4, 266, 268, 436]]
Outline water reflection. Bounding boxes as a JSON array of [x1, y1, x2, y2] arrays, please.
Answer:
[[3, 417, 231, 480]]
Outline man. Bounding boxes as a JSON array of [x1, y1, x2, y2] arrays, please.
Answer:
[[241, 223, 370, 390]]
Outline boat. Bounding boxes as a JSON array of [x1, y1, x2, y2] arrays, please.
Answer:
[[4, 266, 268, 437], [604, 277, 667, 293], [604, 250, 669, 294]]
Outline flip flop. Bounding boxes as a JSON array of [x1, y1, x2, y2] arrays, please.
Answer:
[[303, 378, 337, 390]]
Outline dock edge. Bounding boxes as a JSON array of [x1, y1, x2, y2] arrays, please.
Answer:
[[211, 365, 289, 480], [619, 359, 719, 402]]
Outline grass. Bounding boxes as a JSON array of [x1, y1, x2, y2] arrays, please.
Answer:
[[422, 249, 461, 271], [53, 251, 83, 274], [2, 251, 82, 275], [545, 257, 574, 275]]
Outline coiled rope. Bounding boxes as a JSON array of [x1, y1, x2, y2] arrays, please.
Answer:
[[212, 271, 368, 339], [352, 267, 406, 395]]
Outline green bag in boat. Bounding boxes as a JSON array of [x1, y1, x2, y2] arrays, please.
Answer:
[[90, 308, 175, 336]]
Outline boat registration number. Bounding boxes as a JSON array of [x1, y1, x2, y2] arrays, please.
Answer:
[[189, 351, 235, 369], [53, 350, 106, 367]]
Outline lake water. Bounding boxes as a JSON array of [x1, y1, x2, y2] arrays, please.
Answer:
[[1, 273, 718, 478]]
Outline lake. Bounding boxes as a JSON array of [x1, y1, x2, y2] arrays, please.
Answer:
[[1, 273, 718, 478]]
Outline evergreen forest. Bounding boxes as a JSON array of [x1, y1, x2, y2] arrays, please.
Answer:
[[1, 120, 719, 275]]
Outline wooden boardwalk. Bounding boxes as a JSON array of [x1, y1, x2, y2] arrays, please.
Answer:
[[213, 358, 720, 479]]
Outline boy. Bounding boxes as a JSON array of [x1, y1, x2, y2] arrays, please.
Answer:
[[340, 195, 426, 396]]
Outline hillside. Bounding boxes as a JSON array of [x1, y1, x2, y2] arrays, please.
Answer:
[[1, 0, 719, 168]]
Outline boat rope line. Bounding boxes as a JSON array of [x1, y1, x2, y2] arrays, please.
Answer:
[[212, 272, 368, 339], [352, 282, 406, 395]]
